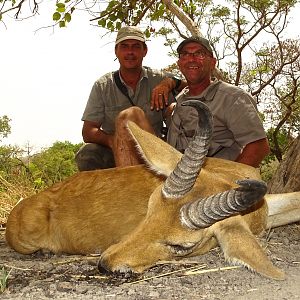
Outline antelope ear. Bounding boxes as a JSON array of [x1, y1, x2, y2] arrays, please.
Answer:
[[213, 218, 285, 280], [127, 121, 182, 176]]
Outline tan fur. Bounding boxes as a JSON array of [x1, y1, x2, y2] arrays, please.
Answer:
[[265, 192, 300, 228], [5, 121, 300, 280]]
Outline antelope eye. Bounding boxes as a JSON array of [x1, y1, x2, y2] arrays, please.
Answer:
[[166, 242, 196, 256]]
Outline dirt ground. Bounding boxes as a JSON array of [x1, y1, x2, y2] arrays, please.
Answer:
[[0, 222, 299, 300]]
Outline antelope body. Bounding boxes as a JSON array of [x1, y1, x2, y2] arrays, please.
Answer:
[[5, 101, 300, 280]]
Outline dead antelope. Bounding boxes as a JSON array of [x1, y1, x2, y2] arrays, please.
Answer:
[[5, 101, 300, 280]]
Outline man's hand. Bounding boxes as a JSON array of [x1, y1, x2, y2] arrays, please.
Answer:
[[151, 78, 177, 111]]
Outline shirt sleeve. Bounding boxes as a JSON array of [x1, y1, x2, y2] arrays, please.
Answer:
[[225, 92, 267, 147], [81, 80, 105, 124]]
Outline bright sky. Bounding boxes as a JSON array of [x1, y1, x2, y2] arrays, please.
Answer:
[[0, 4, 173, 151], [1, 3, 299, 151]]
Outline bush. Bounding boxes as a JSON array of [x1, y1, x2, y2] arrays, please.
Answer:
[[0, 141, 83, 224]]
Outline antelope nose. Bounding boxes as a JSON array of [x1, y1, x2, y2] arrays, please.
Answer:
[[98, 258, 112, 275]]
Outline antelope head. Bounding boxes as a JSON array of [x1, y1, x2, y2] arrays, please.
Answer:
[[99, 101, 283, 280]]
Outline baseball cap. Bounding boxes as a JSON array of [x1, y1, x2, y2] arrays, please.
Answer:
[[115, 26, 146, 45], [177, 36, 213, 56]]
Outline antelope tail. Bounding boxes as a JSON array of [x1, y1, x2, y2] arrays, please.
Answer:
[[265, 191, 300, 228]]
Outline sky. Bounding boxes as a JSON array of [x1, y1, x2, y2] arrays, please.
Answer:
[[0, 3, 173, 151], [1, 2, 299, 152]]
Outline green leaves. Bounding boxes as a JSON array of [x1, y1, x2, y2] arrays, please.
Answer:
[[95, 0, 156, 32], [56, 2, 66, 13], [211, 5, 230, 18], [0, 141, 83, 212], [29, 141, 82, 186], [0, 267, 11, 294], [98, 18, 106, 27], [52, 1, 74, 27], [53, 12, 61, 21], [65, 12, 71, 22], [0, 115, 11, 142], [59, 21, 66, 28]]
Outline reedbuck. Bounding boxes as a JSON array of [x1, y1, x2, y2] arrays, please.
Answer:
[[6, 101, 300, 280]]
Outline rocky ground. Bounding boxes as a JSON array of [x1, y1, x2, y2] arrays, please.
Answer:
[[1, 223, 299, 300]]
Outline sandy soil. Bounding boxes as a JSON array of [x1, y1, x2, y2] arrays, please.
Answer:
[[1, 222, 299, 300]]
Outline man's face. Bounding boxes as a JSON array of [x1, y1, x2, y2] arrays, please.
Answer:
[[177, 42, 216, 84], [115, 40, 147, 70]]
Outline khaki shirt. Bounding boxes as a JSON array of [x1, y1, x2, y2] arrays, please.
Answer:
[[82, 67, 172, 136], [167, 80, 267, 161]]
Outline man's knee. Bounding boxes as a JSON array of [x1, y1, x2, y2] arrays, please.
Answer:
[[75, 143, 115, 171]]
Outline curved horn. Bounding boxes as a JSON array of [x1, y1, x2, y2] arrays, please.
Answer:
[[180, 179, 268, 229], [162, 100, 213, 199]]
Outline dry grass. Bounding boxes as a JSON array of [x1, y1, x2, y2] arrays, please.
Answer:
[[0, 175, 36, 225], [0, 174, 37, 294], [127, 264, 241, 285]]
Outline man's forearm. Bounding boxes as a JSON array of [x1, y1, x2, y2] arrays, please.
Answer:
[[83, 126, 114, 149], [161, 77, 187, 92], [236, 138, 270, 168]]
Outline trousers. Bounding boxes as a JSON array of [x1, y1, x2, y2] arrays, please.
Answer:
[[75, 143, 115, 171]]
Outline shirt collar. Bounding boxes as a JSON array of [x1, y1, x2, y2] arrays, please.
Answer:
[[118, 66, 148, 86], [184, 79, 221, 102]]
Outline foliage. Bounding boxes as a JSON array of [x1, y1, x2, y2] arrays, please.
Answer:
[[265, 128, 292, 162], [0, 116, 11, 142], [0, 171, 35, 225], [240, 38, 300, 161], [259, 128, 290, 181], [260, 158, 280, 183], [30, 141, 82, 187], [52, 1, 74, 28], [0, 122, 33, 224], [0, 266, 11, 294], [0, 145, 27, 175], [0, 141, 82, 224], [260, 127, 297, 181]]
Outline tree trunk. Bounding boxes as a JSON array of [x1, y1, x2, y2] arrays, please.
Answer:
[[268, 135, 300, 193]]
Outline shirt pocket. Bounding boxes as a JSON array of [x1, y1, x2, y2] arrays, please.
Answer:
[[103, 103, 131, 133]]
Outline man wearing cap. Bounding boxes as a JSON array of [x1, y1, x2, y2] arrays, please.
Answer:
[[167, 36, 270, 168], [76, 26, 183, 171]]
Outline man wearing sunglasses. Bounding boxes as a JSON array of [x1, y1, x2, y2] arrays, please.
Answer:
[[167, 36, 270, 168]]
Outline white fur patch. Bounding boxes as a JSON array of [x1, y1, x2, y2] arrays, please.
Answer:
[[225, 256, 255, 273]]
